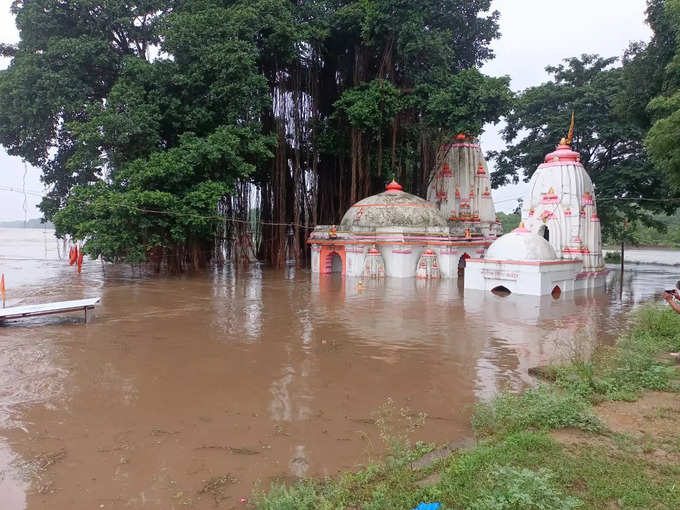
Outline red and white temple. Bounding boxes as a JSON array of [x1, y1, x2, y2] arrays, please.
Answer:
[[308, 135, 500, 278]]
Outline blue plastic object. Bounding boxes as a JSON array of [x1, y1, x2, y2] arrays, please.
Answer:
[[412, 503, 441, 510]]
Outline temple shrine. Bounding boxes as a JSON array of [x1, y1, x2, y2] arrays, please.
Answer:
[[465, 116, 608, 296], [308, 135, 501, 278]]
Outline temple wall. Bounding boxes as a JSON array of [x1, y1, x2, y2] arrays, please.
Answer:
[[310, 241, 489, 279], [311, 246, 321, 273], [427, 142, 498, 233], [345, 247, 366, 277], [465, 259, 583, 296], [381, 246, 421, 278], [522, 162, 603, 271]]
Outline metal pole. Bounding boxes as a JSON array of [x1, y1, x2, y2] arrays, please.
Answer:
[[619, 239, 624, 298]]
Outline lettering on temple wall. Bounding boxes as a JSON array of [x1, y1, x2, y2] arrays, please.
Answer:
[[481, 269, 519, 280]]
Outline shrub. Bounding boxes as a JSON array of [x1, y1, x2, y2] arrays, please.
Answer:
[[604, 251, 622, 263], [471, 385, 602, 438], [468, 466, 581, 510]]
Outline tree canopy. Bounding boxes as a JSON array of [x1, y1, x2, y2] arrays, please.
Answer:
[[645, 0, 680, 191], [491, 2, 680, 240], [0, 0, 512, 269]]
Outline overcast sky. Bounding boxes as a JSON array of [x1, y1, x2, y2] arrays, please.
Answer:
[[0, 0, 653, 220]]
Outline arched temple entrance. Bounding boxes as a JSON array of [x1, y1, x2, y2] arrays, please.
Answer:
[[538, 225, 550, 242], [319, 246, 346, 275], [330, 252, 343, 273], [492, 285, 511, 297]]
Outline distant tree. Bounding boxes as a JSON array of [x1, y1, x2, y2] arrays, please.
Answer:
[[490, 54, 678, 239], [496, 212, 520, 234], [0, 0, 171, 220], [646, 0, 680, 190]]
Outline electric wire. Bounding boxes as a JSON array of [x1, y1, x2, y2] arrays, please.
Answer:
[[2, 184, 680, 230]]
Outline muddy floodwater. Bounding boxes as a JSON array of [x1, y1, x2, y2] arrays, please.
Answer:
[[0, 227, 678, 509]]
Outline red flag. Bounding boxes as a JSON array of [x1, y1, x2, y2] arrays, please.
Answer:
[[1, 273, 5, 303], [77, 250, 84, 274]]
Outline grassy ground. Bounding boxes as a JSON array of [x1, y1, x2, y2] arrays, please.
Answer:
[[251, 305, 680, 510]]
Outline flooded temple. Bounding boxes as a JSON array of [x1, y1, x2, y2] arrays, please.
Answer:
[[308, 135, 502, 278], [466, 121, 608, 296]]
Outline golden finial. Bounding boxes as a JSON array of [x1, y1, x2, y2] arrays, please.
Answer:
[[560, 112, 575, 145], [567, 111, 575, 144]]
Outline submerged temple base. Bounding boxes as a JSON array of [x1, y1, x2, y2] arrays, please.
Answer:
[[464, 257, 607, 296]]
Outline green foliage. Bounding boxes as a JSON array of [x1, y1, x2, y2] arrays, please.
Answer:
[[553, 304, 680, 401], [646, 0, 680, 191], [604, 251, 622, 263], [603, 210, 680, 247], [471, 386, 602, 439], [495, 212, 520, 234], [1, 0, 511, 266], [0, 0, 170, 219], [334, 79, 404, 132], [425, 69, 512, 135], [53, 126, 274, 264], [468, 466, 580, 510]]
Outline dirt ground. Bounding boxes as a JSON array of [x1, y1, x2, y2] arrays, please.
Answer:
[[552, 391, 680, 466]]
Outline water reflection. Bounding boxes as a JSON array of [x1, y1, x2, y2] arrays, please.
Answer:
[[464, 290, 605, 399], [0, 440, 27, 510]]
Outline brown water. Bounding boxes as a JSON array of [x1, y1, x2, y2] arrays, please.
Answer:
[[0, 228, 677, 509]]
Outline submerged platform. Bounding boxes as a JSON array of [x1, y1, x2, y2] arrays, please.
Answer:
[[0, 297, 101, 323]]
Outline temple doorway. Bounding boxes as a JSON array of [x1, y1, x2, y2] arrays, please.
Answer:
[[539, 225, 550, 242], [320, 245, 346, 275], [458, 253, 470, 277], [329, 252, 343, 273]]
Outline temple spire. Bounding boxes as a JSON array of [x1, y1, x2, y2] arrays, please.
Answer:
[[560, 112, 575, 146]]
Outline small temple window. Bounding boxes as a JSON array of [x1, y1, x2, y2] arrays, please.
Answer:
[[491, 286, 511, 297], [552, 286, 562, 299], [539, 225, 550, 241]]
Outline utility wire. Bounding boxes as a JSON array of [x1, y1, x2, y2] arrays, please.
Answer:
[[2, 184, 680, 229]]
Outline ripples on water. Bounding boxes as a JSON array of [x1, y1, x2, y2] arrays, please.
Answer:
[[0, 228, 678, 509]]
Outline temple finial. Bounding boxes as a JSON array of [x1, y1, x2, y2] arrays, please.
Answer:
[[559, 112, 575, 146], [566, 111, 575, 145]]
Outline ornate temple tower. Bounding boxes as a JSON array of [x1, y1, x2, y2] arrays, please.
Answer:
[[521, 117, 604, 272], [426, 134, 502, 240]]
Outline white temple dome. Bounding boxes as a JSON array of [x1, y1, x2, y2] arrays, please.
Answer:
[[340, 180, 448, 231], [485, 225, 558, 261]]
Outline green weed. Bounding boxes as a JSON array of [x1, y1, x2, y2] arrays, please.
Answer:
[[471, 385, 602, 438]]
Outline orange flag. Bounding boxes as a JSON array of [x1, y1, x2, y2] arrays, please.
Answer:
[[1, 273, 6, 304]]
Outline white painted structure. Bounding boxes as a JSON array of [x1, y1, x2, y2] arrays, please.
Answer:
[[522, 143, 604, 272], [0, 297, 101, 323], [465, 136, 607, 296], [465, 226, 583, 296], [308, 181, 489, 278], [427, 136, 502, 239], [309, 135, 500, 279]]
